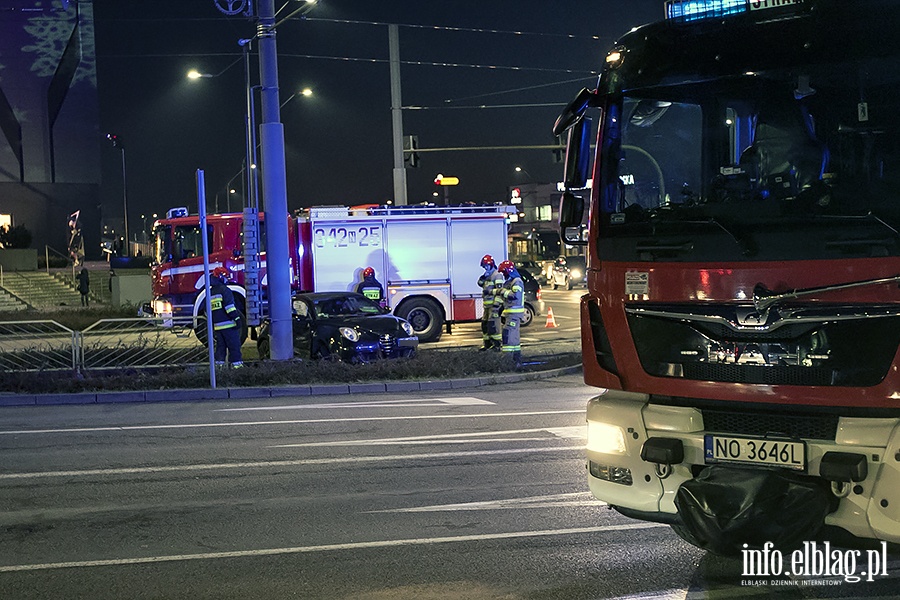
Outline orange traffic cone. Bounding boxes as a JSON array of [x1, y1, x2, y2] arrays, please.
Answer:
[[545, 306, 559, 328]]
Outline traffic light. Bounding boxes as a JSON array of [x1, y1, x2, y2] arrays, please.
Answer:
[[106, 133, 123, 149], [404, 135, 420, 168]]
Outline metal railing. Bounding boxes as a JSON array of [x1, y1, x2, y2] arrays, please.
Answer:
[[0, 320, 77, 372], [0, 318, 207, 372]]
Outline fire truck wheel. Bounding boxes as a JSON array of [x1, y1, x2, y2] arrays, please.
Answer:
[[396, 297, 443, 343]]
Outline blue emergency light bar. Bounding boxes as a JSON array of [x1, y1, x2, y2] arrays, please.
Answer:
[[666, 0, 747, 20], [665, 0, 802, 22]]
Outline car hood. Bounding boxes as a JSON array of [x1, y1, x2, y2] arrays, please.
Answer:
[[317, 314, 410, 335]]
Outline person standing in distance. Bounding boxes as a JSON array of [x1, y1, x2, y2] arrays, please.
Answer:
[[477, 254, 503, 351], [76, 267, 90, 306], [209, 266, 244, 368], [496, 260, 525, 365]]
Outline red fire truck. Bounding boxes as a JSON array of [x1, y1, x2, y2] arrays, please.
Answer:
[[148, 204, 512, 343], [555, 0, 900, 554]]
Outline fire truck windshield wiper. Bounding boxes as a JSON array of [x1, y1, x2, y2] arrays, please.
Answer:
[[753, 275, 900, 314], [683, 218, 755, 257]]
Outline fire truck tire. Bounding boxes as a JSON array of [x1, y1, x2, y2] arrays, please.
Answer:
[[396, 297, 443, 343]]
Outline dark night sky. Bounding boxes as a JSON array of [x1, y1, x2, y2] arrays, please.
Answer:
[[93, 0, 663, 223]]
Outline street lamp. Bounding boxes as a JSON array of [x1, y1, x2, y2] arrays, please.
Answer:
[[106, 133, 129, 256]]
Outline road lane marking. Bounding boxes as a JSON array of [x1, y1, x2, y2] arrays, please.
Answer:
[[0, 523, 667, 573], [216, 397, 496, 411], [368, 492, 606, 513], [0, 409, 583, 436], [270, 426, 586, 448], [0, 445, 585, 480]]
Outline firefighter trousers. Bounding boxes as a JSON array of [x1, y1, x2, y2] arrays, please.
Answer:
[[501, 316, 522, 360], [481, 313, 502, 348]]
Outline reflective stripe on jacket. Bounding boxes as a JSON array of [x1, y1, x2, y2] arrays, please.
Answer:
[[500, 276, 524, 317], [210, 282, 240, 330]]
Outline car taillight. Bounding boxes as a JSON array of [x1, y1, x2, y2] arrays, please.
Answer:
[[536, 288, 542, 300]]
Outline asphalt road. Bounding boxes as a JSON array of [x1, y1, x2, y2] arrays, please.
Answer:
[[4, 374, 900, 599]]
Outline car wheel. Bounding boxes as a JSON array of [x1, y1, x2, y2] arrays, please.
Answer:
[[314, 343, 341, 362], [566, 276, 573, 291], [257, 337, 270, 359], [395, 297, 443, 343], [521, 304, 535, 327]]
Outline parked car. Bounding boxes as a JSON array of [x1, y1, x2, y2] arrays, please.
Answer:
[[549, 255, 587, 290], [515, 260, 548, 285], [257, 292, 418, 362], [518, 268, 545, 327]]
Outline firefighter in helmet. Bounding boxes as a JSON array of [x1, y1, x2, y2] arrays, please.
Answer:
[[496, 260, 525, 365], [477, 254, 503, 351], [209, 266, 244, 368], [356, 266, 386, 308]]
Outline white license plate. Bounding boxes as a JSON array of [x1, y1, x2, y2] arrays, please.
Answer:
[[704, 435, 805, 470]]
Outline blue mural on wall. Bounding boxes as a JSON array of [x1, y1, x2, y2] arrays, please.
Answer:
[[0, 0, 99, 184]]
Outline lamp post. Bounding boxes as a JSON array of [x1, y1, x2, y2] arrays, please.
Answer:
[[106, 133, 129, 256]]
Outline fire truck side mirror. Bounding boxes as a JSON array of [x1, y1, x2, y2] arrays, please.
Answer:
[[563, 115, 593, 191], [559, 192, 587, 246]]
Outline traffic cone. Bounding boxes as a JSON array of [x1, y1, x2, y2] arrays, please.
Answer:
[[545, 306, 559, 328]]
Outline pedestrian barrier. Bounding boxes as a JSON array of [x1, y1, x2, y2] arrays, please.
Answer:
[[0, 320, 76, 371], [0, 318, 208, 372], [81, 318, 208, 370], [545, 306, 559, 328]]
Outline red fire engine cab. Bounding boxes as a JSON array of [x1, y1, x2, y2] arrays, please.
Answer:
[[556, 0, 900, 553]]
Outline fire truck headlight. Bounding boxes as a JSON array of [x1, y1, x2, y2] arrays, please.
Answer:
[[152, 299, 173, 315], [400, 321, 414, 337], [587, 421, 627, 454], [340, 327, 359, 342]]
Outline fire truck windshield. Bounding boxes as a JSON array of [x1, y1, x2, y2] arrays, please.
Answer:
[[597, 55, 900, 262]]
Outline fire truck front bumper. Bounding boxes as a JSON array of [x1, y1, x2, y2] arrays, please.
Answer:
[[586, 390, 900, 550]]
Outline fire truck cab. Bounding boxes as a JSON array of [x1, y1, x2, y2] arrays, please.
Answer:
[[556, 0, 900, 553]]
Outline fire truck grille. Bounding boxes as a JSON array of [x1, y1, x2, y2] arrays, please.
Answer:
[[701, 409, 839, 441], [379, 334, 395, 354], [627, 308, 900, 387], [682, 363, 833, 386]]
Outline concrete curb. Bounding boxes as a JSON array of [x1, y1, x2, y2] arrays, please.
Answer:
[[0, 364, 583, 407]]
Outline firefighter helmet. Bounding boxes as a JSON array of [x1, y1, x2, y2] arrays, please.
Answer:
[[211, 266, 231, 281], [480, 254, 495, 269], [362, 266, 375, 279], [498, 260, 515, 276]]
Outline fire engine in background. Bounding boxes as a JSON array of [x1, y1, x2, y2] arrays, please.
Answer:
[[555, 0, 900, 554], [148, 204, 512, 343]]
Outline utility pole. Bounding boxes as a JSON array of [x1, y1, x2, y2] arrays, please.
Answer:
[[256, 0, 292, 360], [389, 24, 408, 206]]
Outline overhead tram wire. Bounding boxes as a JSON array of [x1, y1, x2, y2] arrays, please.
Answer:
[[288, 16, 614, 44]]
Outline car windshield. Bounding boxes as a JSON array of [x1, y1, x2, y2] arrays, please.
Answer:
[[312, 295, 382, 318], [597, 54, 900, 262]]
